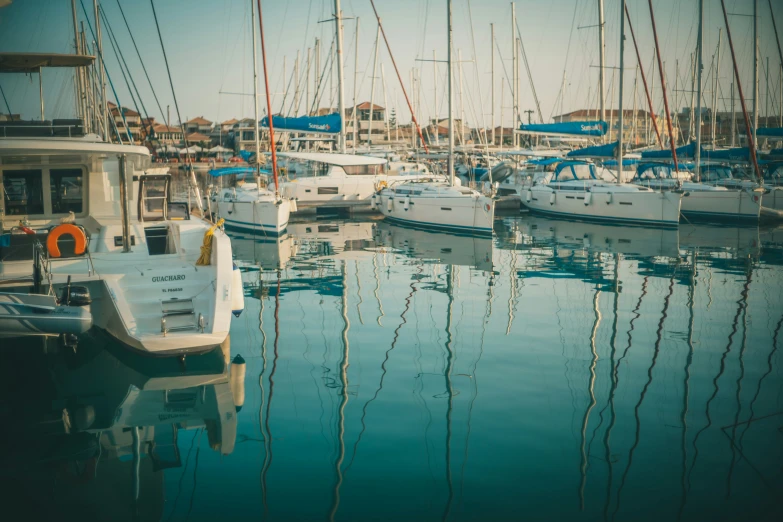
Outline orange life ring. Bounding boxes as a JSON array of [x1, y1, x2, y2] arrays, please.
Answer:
[[47, 224, 87, 258]]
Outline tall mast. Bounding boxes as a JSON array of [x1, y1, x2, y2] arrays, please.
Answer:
[[694, 0, 704, 181], [753, 0, 759, 146], [334, 0, 346, 153], [353, 17, 359, 152], [617, 0, 626, 175], [598, 0, 606, 132], [257, 0, 279, 193], [511, 3, 517, 148], [712, 30, 722, 146], [647, 0, 680, 171], [491, 23, 495, 147], [448, 0, 454, 186], [434, 49, 439, 146], [250, 0, 261, 180], [94, 0, 108, 141], [368, 22, 381, 147]]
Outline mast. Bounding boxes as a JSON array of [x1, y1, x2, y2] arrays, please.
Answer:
[[617, 0, 626, 175], [625, 6, 663, 148], [250, 0, 261, 182], [491, 24, 495, 147], [694, 0, 703, 181], [94, 0, 108, 141], [731, 81, 736, 146], [434, 49, 439, 146], [719, 0, 762, 183], [712, 30, 722, 146], [334, 0, 347, 153], [753, 0, 759, 147], [353, 17, 359, 151], [294, 50, 300, 116], [458, 49, 465, 146], [368, 22, 381, 147], [71, 0, 84, 125], [382, 64, 391, 142], [511, 3, 517, 148], [689, 53, 696, 142], [448, 0, 454, 186], [257, 0, 280, 193], [599, 0, 606, 132]]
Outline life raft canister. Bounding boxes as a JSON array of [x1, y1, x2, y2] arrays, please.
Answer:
[[47, 224, 87, 258]]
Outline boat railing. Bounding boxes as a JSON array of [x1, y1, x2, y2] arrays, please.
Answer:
[[0, 119, 86, 139]]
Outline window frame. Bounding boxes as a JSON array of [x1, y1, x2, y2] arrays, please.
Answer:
[[0, 164, 88, 219]]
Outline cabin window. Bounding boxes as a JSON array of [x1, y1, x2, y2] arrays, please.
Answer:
[[343, 164, 382, 176], [2, 169, 44, 215], [50, 169, 84, 214], [318, 187, 339, 195]]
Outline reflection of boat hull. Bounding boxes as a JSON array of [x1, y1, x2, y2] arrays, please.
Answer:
[[228, 233, 296, 270], [679, 223, 761, 256], [375, 221, 493, 271], [514, 215, 680, 258]]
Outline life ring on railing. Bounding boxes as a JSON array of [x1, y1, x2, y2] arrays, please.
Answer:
[[47, 224, 87, 258]]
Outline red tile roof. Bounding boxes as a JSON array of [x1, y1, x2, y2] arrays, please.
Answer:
[[186, 116, 212, 125], [185, 132, 211, 142], [355, 102, 385, 110]]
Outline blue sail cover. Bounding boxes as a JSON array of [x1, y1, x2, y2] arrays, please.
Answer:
[[519, 120, 608, 137], [603, 158, 639, 167], [566, 141, 618, 158], [757, 127, 783, 137], [260, 112, 341, 134], [641, 141, 701, 160], [703, 147, 752, 162], [527, 157, 562, 166], [209, 167, 257, 178]]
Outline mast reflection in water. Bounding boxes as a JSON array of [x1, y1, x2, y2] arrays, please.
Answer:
[[2, 215, 782, 521]]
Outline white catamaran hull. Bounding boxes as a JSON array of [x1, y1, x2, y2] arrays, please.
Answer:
[[524, 184, 682, 227]]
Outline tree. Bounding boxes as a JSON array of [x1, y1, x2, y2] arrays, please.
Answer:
[[389, 108, 397, 128]]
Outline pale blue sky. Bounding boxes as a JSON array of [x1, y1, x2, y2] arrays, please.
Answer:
[[1, 0, 781, 127]]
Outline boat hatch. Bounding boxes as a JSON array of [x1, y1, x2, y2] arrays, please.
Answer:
[[135, 174, 190, 222], [144, 226, 176, 255]]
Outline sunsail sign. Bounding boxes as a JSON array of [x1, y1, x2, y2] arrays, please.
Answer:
[[518, 120, 609, 137]]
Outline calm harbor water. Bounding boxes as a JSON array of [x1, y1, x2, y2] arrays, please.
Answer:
[[2, 214, 783, 521]]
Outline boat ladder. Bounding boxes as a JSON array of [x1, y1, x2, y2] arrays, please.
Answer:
[[160, 298, 203, 335]]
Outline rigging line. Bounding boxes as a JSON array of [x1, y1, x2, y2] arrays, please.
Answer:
[[98, 6, 145, 140], [310, 36, 336, 115], [770, 0, 783, 72], [626, 5, 663, 148], [258, 0, 280, 192], [368, 0, 429, 153], [149, 0, 193, 166], [515, 19, 543, 124], [0, 81, 12, 115], [78, 0, 131, 143], [466, 0, 489, 152], [549, 0, 580, 121], [115, 0, 166, 125]]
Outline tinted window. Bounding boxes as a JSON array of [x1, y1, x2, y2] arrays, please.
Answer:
[[2, 169, 44, 215], [50, 168, 84, 214], [343, 164, 382, 176]]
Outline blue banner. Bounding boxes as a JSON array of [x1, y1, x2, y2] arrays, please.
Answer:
[[641, 142, 701, 160], [519, 121, 608, 137], [260, 112, 342, 134], [566, 141, 618, 158]]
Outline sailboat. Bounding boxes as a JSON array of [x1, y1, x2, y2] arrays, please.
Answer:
[[211, 0, 293, 235], [375, 0, 494, 236]]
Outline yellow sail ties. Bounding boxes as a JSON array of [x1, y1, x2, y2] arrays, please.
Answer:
[[196, 218, 225, 266]]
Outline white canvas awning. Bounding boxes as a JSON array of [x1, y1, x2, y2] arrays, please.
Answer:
[[208, 145, 231, 153], [156, 145, 180, 153], [179, 145, 203, 154]]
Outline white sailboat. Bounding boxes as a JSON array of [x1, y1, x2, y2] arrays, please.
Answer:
[[375, 0, 495, 236], [0, 55, 237, 356], [211, 0, 292, 235]]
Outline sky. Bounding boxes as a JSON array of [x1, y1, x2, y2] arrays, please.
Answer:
[[0, 0, 781, 128]]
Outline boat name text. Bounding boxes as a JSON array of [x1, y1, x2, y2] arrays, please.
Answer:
[[152, 274, 186, 283]]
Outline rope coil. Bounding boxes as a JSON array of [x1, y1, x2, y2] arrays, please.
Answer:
[[196, 218, 224, 266]]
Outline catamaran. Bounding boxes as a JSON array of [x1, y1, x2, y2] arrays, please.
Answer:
[[375, 0, 495, 235], [0, 54, 239, 356]]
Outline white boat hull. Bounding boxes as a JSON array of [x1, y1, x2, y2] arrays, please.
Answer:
[[376, 190, 495, 235], [680, 188, 762, 221], [215, 198, 291, 235], [523, 184, 682, 227]]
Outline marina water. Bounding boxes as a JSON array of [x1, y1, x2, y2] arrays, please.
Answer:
[[2, 215, 782, 521]]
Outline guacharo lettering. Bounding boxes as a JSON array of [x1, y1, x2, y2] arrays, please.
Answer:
[[152, 274, 186, 283]]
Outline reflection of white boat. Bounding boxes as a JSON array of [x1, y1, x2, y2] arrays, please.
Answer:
[[279, 153, 446, 212], [374, 221, 493, 271], [679, 223, 761, 257], [287, 219, 377, 261], [522, 161, 682, 227], [511, 214, 680, 258], [228, 232, 296, 270]]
